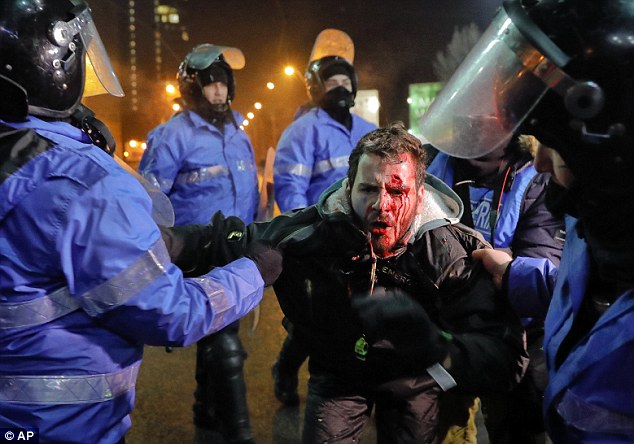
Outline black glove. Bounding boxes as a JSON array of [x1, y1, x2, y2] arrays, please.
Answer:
[[206, 210, 248, 266], [351, 289, 452, 367], [245, 240, 283, 287], [159, 211, 247, 277]]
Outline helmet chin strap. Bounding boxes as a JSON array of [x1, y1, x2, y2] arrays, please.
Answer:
[[71, 104, 116, 156], [0, 75, 29, 122]]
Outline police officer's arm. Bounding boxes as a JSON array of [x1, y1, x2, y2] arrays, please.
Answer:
[[138, 122, 186, 194], [61, 169, 264, 347], [273, 122, 316, 213], [474, 173, 564, 318]]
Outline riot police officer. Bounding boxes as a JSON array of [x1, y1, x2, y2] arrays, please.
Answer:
[[0, 2, 280, 443], [139, 44, 260, 444], [419, 0, 634, 442]]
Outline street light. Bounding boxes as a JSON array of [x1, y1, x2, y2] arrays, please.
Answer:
[[165, 83, 177, 95], [284, 66, 295, 76]]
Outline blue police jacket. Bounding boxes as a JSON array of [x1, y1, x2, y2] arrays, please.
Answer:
[[273, 107, 376, 213], [543, 217, 634, 443], [139, 109, 259, 225], [428, 152, 563, 320], [0, 117, 264, 443]]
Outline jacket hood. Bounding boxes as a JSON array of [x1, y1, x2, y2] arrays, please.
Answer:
[[317, 172, 463, 240]]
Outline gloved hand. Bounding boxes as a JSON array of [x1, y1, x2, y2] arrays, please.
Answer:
[[205, 210, 248, 267], [351, 289, 452, 367], [159, 211, 247, 277], [245, 240, 283, 287]]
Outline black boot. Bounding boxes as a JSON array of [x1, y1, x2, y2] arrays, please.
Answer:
[[271, 328, 308, 406], [193, 323, 255, 444]]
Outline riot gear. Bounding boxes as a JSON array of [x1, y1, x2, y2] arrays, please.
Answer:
[[177, 44, 244, 113], [0, 0, 123, 121], [421, 0, 634, 167], [420, 0, 634, 247], [305, 55, 358, 105], [304, 29, 358, 105]]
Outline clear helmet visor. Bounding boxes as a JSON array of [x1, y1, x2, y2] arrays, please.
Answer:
[[53, 5, 124, 97], [419, 8, 551, 159], [186, 44, 246, 70], [114, 156, 175, 227], [308, 28, 355, 65]]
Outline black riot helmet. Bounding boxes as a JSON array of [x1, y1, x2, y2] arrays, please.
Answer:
[[420, 0, 634, 256], [0, 0, 124, 122], [177, 44, 245, 109], [420, 0, 634, 171], [305, 55, 358, 104]]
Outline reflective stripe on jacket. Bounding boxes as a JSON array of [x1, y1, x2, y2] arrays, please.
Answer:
[[273, 108, 376, 213], [544, 218, 634, 443], [0, 117, 263, 443]]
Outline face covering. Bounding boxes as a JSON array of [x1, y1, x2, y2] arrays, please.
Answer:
[[320, 86, 354, 129]]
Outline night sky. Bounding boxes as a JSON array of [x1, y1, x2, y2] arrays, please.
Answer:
[[92, 0, 503, 158]]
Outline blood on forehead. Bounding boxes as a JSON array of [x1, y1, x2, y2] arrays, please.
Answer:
[[388, 174, 404, 189]]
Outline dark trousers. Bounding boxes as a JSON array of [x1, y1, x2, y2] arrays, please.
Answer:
[[302, 373, 441, 444], [193, 321, 253, 443], [480, 327, 548, 444], [276, 318, 309, 374]]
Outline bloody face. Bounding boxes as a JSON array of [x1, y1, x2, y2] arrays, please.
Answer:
[[348, 153, 425, 257]]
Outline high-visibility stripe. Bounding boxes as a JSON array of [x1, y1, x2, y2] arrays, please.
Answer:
[[274, 162, 312, 178], [79, 239, 171, 316], [313, 155, 349, 175], [275, 155, 349, 179], [175, 165, 229, 185], [1, 239, 171, 326], [0, 363, 140, 404], [557, 389, 634, 433], [0, 287, 78, 330]]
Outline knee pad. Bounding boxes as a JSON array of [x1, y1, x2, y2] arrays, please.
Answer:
[[199, 329, 246, 376]]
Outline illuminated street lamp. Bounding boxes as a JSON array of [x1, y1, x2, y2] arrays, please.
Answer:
[[266, 82, 275, 90], [247, 112, 255, 119], [284, 66, 295, 76], [172, 103, 181, 112], [254, 102, 262, 110], [165, 83, 177, 95]]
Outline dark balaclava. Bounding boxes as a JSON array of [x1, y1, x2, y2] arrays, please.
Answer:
[[319, 64, 354, 130], [192, 63, 231, 131]]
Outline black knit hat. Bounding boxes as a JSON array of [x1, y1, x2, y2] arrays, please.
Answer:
[[198, 63, 230, 87], [321, 62, 351, 81]]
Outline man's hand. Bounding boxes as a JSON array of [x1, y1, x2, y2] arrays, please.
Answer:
[[351, 289, 452, 367], [245, 241, 283, 287], [471, 248, 513, 290]]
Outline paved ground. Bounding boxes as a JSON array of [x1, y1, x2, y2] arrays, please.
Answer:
[[126, 287, 378, 443]]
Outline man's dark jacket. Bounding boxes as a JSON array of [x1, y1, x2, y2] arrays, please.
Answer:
[[248, 174, 527, 394]]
